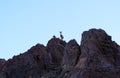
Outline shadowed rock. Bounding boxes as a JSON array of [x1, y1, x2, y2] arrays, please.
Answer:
[[0, 59, 6, 71], [62, 39, 80, 67], [46, 38, 66, 66], [67, 29, 120, 78], [1, 28, 120, 78], [0, 44, 49, 78], [59, 39, 80, 78]]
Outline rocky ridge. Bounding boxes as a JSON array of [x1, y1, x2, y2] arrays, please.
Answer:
[[0, 28, 120, 78]]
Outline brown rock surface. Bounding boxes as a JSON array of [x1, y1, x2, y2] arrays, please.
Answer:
[[67, 29, 120, 78], [46, 37, 66, 66], [0, 44, 48, 78], [0, 59, 6, 71], [0, 29, 120, 78]]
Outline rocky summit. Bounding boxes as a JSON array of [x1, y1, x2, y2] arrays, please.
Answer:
[[0, 28, 120, 78]]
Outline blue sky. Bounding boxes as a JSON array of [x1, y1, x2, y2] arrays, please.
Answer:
[[0, 0, 120, 59]]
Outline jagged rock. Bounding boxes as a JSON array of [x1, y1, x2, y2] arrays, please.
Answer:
[[67, 29, 120, 78], [1, 28, 120, 78], [46, 38, 66, 66], [59, 39, 80, 78], [0, 59, 6, 71], [0, 44, 49, 78], [0, 59, 6, 64], [62, 39, 80, 67]]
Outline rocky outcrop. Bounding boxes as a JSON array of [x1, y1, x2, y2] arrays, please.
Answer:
[[0, 38, 67, 78], [67, 29, 120, 78], [46, 38, 66, 66], [0, 44, 48, 78], [60, 39, 81, 78], [0, 28, 120, 78], [0, 59, 6, 71], [62, 39, 80, 67]]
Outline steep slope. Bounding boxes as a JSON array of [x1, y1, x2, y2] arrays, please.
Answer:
[[0, 28, 120, 78], [67, 29, 120, 78]]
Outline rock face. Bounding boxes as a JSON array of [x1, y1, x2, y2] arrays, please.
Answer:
[[0, 28, 120, 78], [0, 44, 48, 78], [62, 39, 80, 67], [46, 38, 66, 66], [67, 29, 120, 78], [0, 59, 6, 71]]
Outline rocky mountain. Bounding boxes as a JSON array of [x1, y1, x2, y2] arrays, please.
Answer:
[[0, 28, 120, 78]]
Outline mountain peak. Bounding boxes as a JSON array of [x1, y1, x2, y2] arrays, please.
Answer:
[[0, 28, 120, 78]]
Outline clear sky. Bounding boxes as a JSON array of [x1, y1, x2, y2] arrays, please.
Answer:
[[0, 0, 120, 59]]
